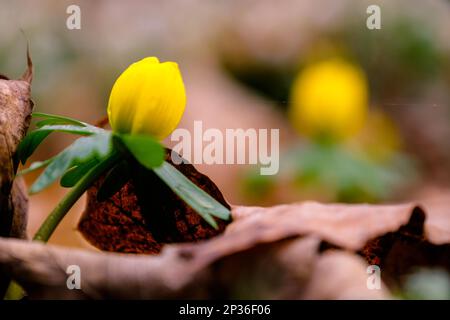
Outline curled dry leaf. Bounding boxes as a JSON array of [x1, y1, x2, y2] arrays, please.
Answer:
[[233, 202, 450, 289], [0, 233, 389, 299], [0, 52, 33, 295], [0, 199, 448, 299], [0, 52, 32, 238], [78, 149, 231, 254]]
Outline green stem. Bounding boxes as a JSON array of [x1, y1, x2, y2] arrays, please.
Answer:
[[33, 151, 120, 242], [4, 151, 121, 300]]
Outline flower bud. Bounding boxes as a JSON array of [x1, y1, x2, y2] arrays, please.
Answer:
[[289, 59, 368, 141], [107, 57, 186, 140]]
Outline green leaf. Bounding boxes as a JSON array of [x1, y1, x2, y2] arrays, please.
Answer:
[[60, 158, 99, 188], [30, 151, 73, 194], [17, 124, 105, 165], [153, 162, 231, 229], [30, 132, 112, 194], [17, 112, 102, 165], [17, 130, 51, 164], [36, 124, 105, 135], [118, 134, 164, 169], [35, 118, 79, 128], [18, 157, 55, 176], [32, 112, 87, 128]]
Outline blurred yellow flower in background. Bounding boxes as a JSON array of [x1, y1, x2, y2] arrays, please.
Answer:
[[108, 57, 186, 140], [289, 59, 368, 141]]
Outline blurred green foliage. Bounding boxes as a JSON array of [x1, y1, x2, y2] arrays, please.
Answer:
[[400, 268, 450, 300], [242, 168, 276, 201], [289, 142, 416, 203], [243, 141, 417, 203], [346, 17, 442, 100]]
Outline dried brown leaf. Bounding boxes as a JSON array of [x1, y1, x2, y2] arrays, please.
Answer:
[[0, 52, 33, 296], [1, 199, 449, 299], [0, 52, 32, 238]]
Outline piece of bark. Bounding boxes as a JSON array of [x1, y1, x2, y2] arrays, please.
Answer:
[[0, 52, 33, 296], [78, 150, 231, 254], [0, 200, 449, 299]]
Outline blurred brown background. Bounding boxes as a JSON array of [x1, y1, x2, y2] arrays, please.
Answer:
[[1, 0, 450, 249]]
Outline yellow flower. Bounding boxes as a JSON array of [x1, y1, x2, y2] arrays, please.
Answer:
[[108, 57, 186, 140], [289, 59, 368, 141]]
